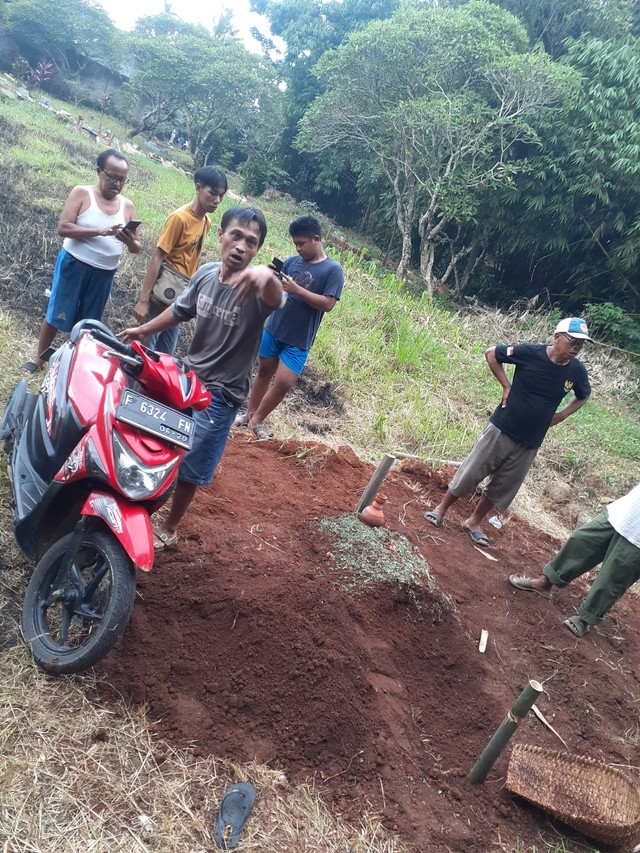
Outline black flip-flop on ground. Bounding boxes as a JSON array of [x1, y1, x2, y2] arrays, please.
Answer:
[[213, 782, 256, 850], [564, 615, 590, 638], [508, 574, 552, 600], [424, 510, 444, 528], [21, 361, 42, 374], [464, 528, 490, 547]]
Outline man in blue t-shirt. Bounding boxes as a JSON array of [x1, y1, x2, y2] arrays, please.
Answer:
[[423, 318, 592, 547], [237, 215, 344, 438]]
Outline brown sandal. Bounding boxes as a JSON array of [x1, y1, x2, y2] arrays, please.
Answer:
[[152, 529, 178, 551], [251, 423, 271, 440]]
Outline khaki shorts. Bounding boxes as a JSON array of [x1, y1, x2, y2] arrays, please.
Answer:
[[449, 422, 538, 510]]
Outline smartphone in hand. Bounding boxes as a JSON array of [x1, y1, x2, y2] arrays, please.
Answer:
[[122, 219, 142, 232], [271, 256, 284, 277]]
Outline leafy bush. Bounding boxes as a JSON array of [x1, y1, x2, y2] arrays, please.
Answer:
[[10, 57, 31, 86], [586, 302, 640, 353]]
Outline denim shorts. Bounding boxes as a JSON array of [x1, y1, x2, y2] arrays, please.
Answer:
[[178, 388, 239, 486], [258, 328, 309, 376], [46, 249, 116, 332], [145, 297, 180, 356]]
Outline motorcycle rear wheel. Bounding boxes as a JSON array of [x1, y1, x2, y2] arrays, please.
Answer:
[[22, 528, 136, 674]]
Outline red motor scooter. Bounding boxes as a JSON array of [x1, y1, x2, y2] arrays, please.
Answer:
[[1, 320, 210, 674]]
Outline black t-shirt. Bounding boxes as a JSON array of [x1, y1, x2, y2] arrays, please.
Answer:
[[489, 344, 591, 448]]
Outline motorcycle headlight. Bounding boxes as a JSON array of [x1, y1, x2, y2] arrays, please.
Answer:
[[112, 430, 178, 500]]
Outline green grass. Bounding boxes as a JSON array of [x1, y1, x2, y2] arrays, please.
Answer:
[[573, 403, 640, 461]]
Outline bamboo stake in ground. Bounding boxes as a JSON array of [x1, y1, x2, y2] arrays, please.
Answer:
[[468, 679, 543, 784], [355, 453, 396, 514]]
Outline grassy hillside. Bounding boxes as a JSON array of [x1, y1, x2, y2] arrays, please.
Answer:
[[1, 74, 639, 533]]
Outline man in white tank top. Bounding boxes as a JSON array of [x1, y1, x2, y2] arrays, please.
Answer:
[[23, 149, 140, 373]]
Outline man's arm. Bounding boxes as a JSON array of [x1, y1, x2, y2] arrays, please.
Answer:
[[281, 274, 337, 312], [550, 394, 590, 426], [134, 247, 169, 323], [58, 187, 121, 240], [231, 266, 283, 308], [485, 347, 512, 408], [119, 305, 179, 343], [259, 268, 284, 308], [114, 199, 141, 255]]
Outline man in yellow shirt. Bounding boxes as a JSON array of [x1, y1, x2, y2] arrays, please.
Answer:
[[134, 166, 227, 353]]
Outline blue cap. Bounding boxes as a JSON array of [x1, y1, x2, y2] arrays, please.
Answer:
[[555, 317, 592, 341]]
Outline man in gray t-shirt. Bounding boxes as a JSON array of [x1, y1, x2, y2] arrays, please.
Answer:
[[121, 206, 283, 552]]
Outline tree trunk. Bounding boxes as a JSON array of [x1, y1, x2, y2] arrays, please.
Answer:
[[396, 228, 413, 278], [419, 239, 438, 298]]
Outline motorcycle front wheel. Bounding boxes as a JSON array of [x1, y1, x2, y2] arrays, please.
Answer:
[[22, 528, 136, 674]]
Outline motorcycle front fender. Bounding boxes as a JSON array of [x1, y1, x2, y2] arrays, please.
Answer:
[[80, 491, 154, 572]]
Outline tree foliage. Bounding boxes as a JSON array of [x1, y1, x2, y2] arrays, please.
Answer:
[[125, 28, 280, 172], [2, 0, 639, 325], [490, 0, 634, 57], [250, 0, 400, 203], [2, 0, 118, 76], [297, 0, 574, 297], [491, 34, 640, 311]]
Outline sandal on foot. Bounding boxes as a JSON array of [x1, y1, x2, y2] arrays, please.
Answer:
[[464, 527, 490, 547], [508, 574, 552, 600], [251, 423, 271, 440], [22, 361, 43, 375], [424, 510, 444, 528], [233, 411, 249, 428], [563, 615, 590, 638], [153, 528, 178, 552]]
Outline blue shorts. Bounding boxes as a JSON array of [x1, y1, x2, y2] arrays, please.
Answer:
[[258, 328, 309, 376], [46, 249, 117, 333], [178, 388, 239, 486]]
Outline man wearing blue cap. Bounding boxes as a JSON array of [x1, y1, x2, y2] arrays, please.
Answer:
[[424, 318, 592, 546]]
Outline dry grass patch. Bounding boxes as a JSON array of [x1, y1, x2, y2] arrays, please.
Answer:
[[0, 647, 408, 853]]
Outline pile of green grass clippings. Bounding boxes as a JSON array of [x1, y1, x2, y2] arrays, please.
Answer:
[[319, 515, 435, 596]]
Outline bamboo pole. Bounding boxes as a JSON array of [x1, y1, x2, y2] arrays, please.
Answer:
[[355, 453, 396, 514], [468, 679, 543, 784]]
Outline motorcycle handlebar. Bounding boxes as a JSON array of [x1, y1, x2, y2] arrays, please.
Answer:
[[88, 329, 145, 377], [90, 328, 136, 357]]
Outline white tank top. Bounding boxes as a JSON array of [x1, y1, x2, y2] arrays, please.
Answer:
[[63, 187, 126, 270]]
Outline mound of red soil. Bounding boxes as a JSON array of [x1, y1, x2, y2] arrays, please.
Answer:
[[101, 436, 640, 852]]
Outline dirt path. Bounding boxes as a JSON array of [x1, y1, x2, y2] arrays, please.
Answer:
[[100, 434, 640, 852]]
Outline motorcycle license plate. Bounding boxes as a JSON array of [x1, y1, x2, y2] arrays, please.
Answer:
[[116, 390, 195, 450]]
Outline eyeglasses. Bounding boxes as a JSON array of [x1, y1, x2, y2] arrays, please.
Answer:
[[561, 333, 584, 346], [101, 169, 127, 185]]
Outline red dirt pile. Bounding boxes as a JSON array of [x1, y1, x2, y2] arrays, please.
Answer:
[[101, 436, 640, 852]]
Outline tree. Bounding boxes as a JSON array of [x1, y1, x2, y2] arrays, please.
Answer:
[[490, 34, 640, 313], [490, 0, 634, 58], [124, 33, 204, 138], [125, 29, 279, 171], [2, 0, 117, 77], [250, 0, 400, 204], [297, 0, 574, 296]]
